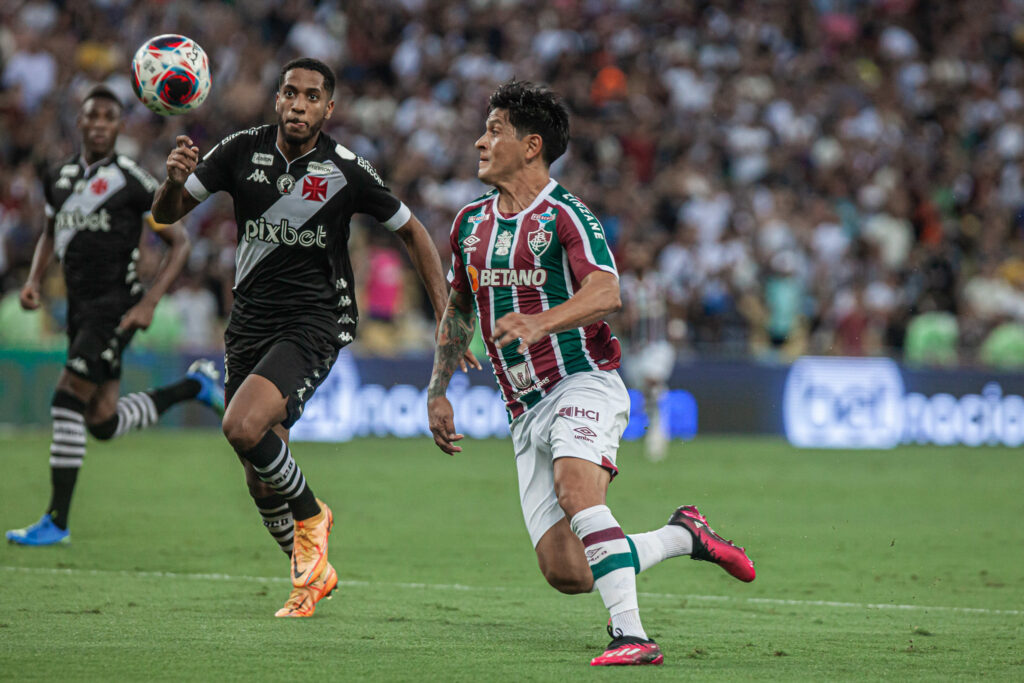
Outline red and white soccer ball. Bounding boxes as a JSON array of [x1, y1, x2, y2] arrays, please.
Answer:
[[131, 34, 211, 116]]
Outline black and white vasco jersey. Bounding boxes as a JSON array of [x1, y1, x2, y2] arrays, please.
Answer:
[[185, 125, 411, 347], [43, 154, 157, 302]]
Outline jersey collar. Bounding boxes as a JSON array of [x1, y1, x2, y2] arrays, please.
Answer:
[[490, 177, 558, 222]]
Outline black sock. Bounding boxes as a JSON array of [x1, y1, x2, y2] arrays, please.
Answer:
[[148, 378, 201, 413], [239, 431, 320, 521], [47, 391, 87, 530]]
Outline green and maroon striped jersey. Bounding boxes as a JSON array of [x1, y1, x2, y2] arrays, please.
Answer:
[[447, 179, 621, 420]]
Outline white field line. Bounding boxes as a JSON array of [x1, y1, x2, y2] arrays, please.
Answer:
[[3, 565, 1021, 617]]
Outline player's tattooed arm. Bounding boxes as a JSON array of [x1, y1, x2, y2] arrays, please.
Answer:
[[427, 287, 476, 455], [428, 287, 477, 399]]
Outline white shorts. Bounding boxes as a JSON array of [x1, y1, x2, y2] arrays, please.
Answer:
[[624, 341, 676, 388], [510, 370, 631, 547]]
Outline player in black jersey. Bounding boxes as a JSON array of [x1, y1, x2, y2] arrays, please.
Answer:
[[5, 85, 225, 548], [152, 58, 469, 617]]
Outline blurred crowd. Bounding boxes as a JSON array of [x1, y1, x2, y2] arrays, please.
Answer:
[[4, 0, 1024, 367]]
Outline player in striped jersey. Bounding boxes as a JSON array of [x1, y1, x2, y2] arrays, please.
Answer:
[[427, 80, 756, 666]]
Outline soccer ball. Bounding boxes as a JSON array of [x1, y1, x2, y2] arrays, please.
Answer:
[[130, 34, 211, 116]]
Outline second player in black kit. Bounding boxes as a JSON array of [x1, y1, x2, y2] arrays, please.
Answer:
[[6, 85, 224, 548], [152, 58, 462, 617]]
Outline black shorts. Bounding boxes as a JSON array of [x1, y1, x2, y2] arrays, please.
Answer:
[[65, 311, 135, 385], [224, 330, 338, 429]]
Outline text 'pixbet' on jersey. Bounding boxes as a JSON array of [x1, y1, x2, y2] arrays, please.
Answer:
[[244, 217, 327, 248]]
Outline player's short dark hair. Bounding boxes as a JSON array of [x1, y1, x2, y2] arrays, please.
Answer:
[[279, 57, 336, 98], [488, 79, 569, 166], [82, 84, 122, 112]]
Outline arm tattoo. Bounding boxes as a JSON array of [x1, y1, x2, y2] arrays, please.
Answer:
[[428, 290, 476, 399]]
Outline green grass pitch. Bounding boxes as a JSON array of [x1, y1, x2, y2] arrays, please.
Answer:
[[1, 432, 1022, 680]]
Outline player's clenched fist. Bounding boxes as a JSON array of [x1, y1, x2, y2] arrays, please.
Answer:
[[166, 135, 199, 186], [19, 281, 41, 310]]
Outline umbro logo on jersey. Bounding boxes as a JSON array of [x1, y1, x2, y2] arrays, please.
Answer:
[[251, 152, 274, 166], [303, 176, 328, 202], [247, 169, 270, 184], [463, 234, 481, 246], [573, 426, 597, 442]]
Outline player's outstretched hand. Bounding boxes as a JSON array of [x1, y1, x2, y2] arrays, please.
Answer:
[[460, 348, 483, 373], [166, 135, 199, 186], [19, 281, 41, 310], [428, 395, 464, 455], [492, 312, 546, 354], [118, 300, 157, 332]]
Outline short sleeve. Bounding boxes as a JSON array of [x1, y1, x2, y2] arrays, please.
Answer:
[[557, 207, 618, 282], [40, 165, 56, 217], [348, 157, 407, 230], [447, 215, 469, 292], [187, 134, 242, 201]]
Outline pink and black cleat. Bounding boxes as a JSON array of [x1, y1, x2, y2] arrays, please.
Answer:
[[591, 636, 664, 666], [669, 505, 756, 582]]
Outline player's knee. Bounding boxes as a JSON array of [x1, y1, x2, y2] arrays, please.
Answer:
[[542, 566, 592, 594], [87, 414, 118, 440], [222, 413, 265, 452]]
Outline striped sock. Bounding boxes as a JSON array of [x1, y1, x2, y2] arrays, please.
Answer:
[[47, 391, 87, 530], [255, 495, 294, 556], [113, 392, 159, 437], [241, 431, 320, 521], [627, 526, 693, 573], [571, 505, 648, 640]]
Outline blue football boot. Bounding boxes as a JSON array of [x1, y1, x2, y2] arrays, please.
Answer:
[[187, 359, 225, 417], [6, 514, 70, 546]]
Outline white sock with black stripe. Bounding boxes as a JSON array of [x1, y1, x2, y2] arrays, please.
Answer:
[[113, 392, 159, 437], [255, 495, 295, 556]]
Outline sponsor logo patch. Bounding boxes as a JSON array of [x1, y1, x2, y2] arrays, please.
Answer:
[[307, 161, 335, 176], [252, 152, 274, 166], [56, 209, 111, 232], [558, 406, 600, 421], [243, 218, 326, 248], [467, 267, 548, 292]]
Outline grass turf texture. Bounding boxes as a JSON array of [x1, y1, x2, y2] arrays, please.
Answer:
[[1, 432, 1022, 681]]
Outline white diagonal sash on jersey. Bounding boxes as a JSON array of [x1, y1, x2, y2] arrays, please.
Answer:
[[53, 164, 127, 260], [234, 170, 348, 286]]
